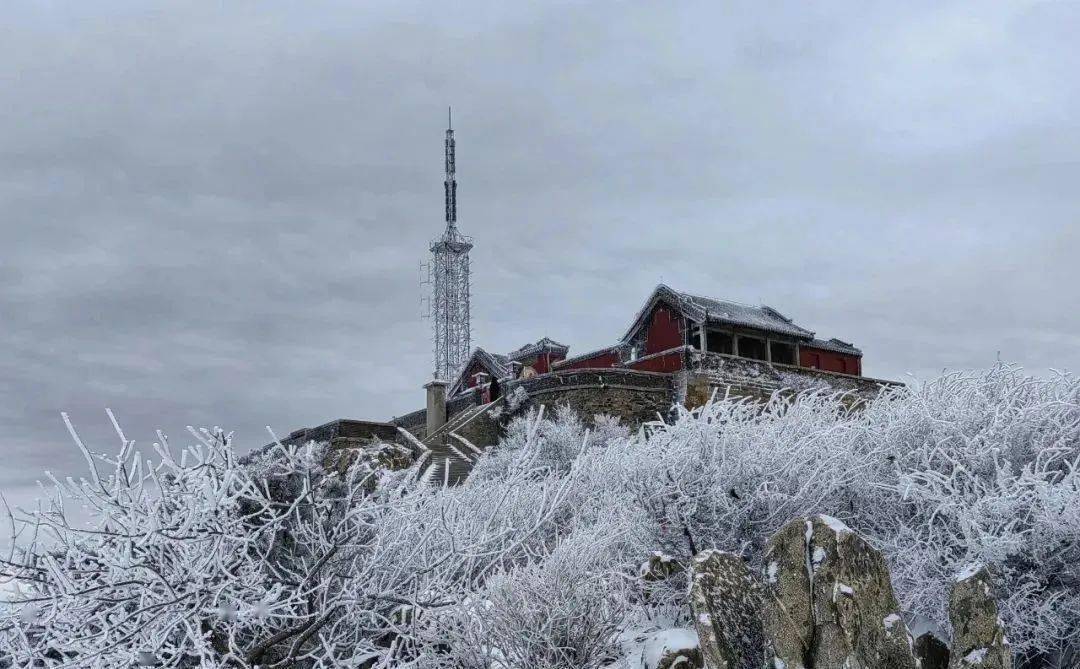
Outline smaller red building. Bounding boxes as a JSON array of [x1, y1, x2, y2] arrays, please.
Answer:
[[449, 337, 569, 398]]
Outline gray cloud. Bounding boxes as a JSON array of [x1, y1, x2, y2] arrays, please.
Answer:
[[2, 1, 1079, 513]]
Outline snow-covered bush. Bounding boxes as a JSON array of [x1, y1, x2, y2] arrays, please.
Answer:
[[0, 413, 575, 667], [0, 415, 427, 667], [2, 363, 1077, 665], [470, 405, 630, 482], [485, 386, 530, 422], [420, 523, 633, 669], [568, 364, 1080, 658]]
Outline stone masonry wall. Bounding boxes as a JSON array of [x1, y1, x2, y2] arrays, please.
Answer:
[[685, 351, 900, 410], [503, 368, 675, 427]]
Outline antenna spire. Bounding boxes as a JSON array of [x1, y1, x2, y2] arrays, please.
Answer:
[[443, 107, 457, 230]]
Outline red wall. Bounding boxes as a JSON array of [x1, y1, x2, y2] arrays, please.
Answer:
[[625, 348, 685, 373], [460, 360, 485, 388], [800, 347, 862, 376], [525, 351, 566, 375], [533, 355, 549, 375], [645, 305, 684, 355], [554, 349, 620, 371]]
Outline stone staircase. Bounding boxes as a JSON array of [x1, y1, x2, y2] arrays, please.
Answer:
[[422, 400, 498, 484]]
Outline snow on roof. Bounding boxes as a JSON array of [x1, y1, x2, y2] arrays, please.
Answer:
[[621, 285, 816, 342], [448, 348, 510, 396], [451, 339, 572, 395], [806, 337, 862, 356], [679, 290, 815, 338], [507, 337, 570, 361]]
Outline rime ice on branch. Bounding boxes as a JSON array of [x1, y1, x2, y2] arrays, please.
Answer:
[[1, 364, 1077, 666]]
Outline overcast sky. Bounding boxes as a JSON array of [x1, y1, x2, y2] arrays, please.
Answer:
[[2, 1, 1079, 515]]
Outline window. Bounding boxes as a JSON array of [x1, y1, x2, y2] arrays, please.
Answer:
[[770, 341, 796, 365], [737, 336, 767, 361], [707, 330, 734, 355]]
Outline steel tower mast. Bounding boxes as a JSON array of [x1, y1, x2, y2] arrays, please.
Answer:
[[426, 108, 472, 381]]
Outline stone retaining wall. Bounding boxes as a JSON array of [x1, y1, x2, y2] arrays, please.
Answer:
[[280, 419, 399, 448], [503, 368, 675, 427], [685, 351, 900, 409]]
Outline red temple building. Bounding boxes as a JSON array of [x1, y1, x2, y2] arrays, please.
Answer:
[[447, 284, 864, 399]]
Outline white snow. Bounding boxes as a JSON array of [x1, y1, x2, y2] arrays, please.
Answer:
[[817, 514, 851, 535], [833, 582, 854, 601], [767, 560, 779, 584], [963, 648, 989, 664], [883, 613, 901, 629], [618, 627, 700, 669]]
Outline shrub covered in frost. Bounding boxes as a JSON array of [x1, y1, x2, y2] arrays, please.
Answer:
[[1, 363, 1076, 666]]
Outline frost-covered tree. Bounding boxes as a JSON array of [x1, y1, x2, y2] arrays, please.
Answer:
[[567, 365, 1080, 660], [0, 412, 576, 667], [2, 363, 1078, 666]]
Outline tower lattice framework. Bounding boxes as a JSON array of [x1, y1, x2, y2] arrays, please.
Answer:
[[427, 109, 472, 381]]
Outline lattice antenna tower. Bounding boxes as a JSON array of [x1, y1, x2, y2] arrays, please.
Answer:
[[423, 107, 472, 381]]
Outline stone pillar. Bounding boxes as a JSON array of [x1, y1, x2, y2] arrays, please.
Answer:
[[425, 379, 448, 437]]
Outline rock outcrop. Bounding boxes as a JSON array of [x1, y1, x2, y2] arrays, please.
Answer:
[[634, 519, 1015, 669], [915, 632, 951, 669], [654, 643, 703, 669], [949, 566, 1012, 669], [760, 519, 814, 669], [689, 550, 765, 669], [760, 515, 919, 669], [641, 551, 683, 582]]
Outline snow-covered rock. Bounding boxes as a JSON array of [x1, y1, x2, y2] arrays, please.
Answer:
[[617, 626, 702, 669], [806, 515, 918, 669], [761, 519, 814, 669], [640, 551, 682, 582], [761, 516, 919, 669], [688, 550, 764, 669], [948, 567, 1012, 669]]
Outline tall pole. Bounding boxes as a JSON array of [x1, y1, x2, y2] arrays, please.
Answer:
[[426, 108, 472, 382]]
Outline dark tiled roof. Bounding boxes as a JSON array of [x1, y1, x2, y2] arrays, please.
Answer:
[[622, 285, 815, 341], [477, 349, 511, 376], [508, 337, 570, 361], [806, 337, 862, 356], [449, 348, 510, 396], [677, 290, 815, 339]]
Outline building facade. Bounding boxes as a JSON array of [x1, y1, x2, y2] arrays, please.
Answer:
[[445, 284, 866, 400]]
